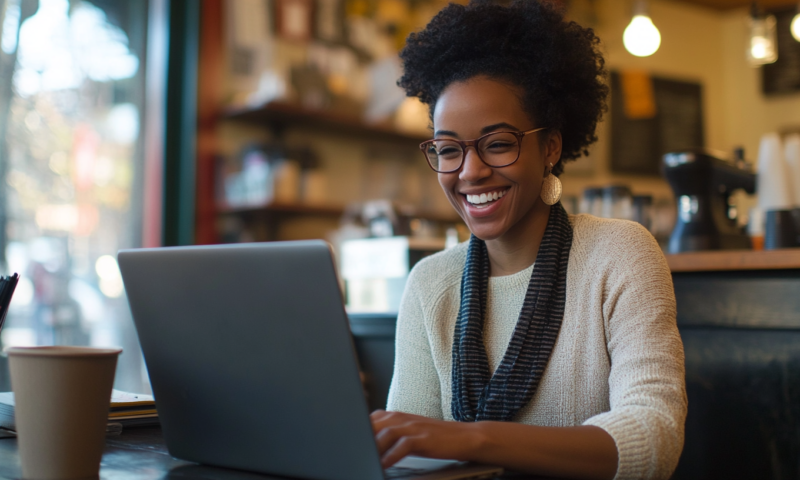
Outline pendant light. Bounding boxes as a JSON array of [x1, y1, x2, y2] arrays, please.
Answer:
[[623, 0, 661, 57], [747, 1, 778, 66], [791, 2, 800, 42]]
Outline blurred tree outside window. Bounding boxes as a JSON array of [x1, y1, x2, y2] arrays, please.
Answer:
[[0, 0, 150, 393]]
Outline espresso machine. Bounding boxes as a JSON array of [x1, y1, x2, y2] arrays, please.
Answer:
[[662, 149, 756, 253]]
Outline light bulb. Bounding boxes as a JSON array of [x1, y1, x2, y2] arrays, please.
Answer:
[[747, 12, 778, 66], [623, 15, 661, 57], [791, 11, 800, 42], [751, 35, 770, 59]]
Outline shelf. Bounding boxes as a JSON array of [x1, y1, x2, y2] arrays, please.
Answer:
[[221, 101, 429, 144], [667, 249, 800, 273], [407, 237, 447, 251], [217, 203, 345, 217], [217, 202, 461, 223], [397, 208, 461, 223]]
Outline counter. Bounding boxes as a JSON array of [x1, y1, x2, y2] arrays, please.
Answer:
[[666, 248, 800, 272], [667, 248, 800, 479]]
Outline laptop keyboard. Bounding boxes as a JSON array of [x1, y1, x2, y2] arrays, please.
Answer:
[[384, 466, 433, 479]]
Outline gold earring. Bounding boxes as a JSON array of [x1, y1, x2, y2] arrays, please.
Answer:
[[540, 163, 562, 206]]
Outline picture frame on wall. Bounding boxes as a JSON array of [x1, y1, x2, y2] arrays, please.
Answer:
[[275, 0, 315, 42], [609, 71, 705, 176]]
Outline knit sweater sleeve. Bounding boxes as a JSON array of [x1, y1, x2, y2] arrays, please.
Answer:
[[386, 264, 444, 419], [581, 222, 687, 480]]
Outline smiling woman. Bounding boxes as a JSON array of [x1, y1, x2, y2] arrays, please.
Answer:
[[370, 2, 687, 480]]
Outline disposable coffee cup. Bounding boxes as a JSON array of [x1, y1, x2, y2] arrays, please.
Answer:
[[7, 346, 122, 480]]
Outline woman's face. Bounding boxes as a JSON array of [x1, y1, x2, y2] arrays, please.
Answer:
[[432, 76, 562, 242]]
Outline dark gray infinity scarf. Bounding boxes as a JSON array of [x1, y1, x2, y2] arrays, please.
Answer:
[[451, 203, 573, 422]]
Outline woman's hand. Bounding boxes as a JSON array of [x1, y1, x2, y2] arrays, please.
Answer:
[[370, 410, 482, 468], [371, 411, 618, 479]]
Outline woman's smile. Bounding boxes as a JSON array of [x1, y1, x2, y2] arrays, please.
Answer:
[[461, 187, 510, 217], [464, 188, 508, 206]]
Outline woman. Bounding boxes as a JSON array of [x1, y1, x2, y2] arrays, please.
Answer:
[[369, 2, 687, 480]]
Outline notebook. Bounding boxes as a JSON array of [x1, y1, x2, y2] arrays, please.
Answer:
[[118, 241, 502, 480]]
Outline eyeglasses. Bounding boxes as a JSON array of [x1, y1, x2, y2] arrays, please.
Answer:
[[419, 127, 548, 173]]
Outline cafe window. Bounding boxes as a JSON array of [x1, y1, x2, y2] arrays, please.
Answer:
[[0, 0, 151, 393]]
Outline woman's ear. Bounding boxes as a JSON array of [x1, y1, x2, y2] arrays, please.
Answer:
[[545, 130, 563, 168]]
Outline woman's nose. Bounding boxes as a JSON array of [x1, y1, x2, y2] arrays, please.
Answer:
[[459, 147, 492, 182]]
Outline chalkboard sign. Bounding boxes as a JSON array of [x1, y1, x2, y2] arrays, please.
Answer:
[[610, 71, 705, 175], [763, 8, 800, 95]]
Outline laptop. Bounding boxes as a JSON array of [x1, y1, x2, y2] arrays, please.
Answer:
[[118, 241, 502, 480]]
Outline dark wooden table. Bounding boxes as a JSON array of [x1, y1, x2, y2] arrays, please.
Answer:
[[0, 427, 195, 480], [0, 427, 543, 480], [0, 427, 339, 480]]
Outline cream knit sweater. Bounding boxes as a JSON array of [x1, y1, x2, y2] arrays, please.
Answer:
[[387, 214, 687, 480]]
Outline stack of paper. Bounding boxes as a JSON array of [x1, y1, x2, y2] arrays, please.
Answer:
[[106, 389, 158, 427], [0, 393, 13, 431], [0, 389, 158, 432]]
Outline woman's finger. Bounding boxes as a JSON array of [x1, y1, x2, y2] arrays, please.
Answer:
[[371, 410, 406, 433], [370, 410, 390, 432], [381, 434, 420, 468], [370, 409, 387, 419], [375, 423, 412, 454]]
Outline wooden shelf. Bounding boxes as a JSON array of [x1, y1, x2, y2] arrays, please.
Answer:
[[397, 208, 461, 223], [217, 202, 345, 217], [221, 101, 429, 144], [217, 202, 461, 223], [407, 237, 447, 251], [667, 249, 800, 272]]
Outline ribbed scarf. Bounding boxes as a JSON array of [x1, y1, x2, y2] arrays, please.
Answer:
[[451, 203, 573, 422]]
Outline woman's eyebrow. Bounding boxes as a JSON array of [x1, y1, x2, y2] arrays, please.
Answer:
[[481, 122, 519, 134], [434, 122, 520, 138], [434, 129, 459, 138]]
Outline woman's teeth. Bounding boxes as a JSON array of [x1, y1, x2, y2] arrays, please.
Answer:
[[466, 190, 506, 206]]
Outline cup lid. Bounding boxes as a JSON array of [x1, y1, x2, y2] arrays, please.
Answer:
[[4, 346, 122, 357]]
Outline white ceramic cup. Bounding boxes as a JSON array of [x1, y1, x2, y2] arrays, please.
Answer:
[[7, 346, 122, 480]]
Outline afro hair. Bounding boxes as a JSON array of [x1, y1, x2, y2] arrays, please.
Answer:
[[398, 0, 608, 176]]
